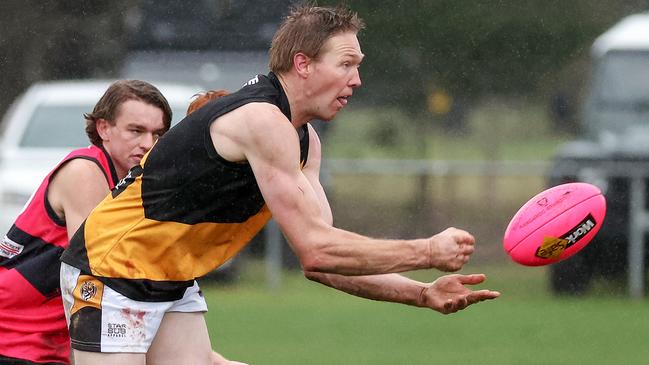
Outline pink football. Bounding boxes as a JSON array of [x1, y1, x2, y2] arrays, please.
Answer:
[[503, 182, 606, 266]]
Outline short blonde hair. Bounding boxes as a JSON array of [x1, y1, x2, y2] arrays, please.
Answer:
[[269, 3, 364, 74]]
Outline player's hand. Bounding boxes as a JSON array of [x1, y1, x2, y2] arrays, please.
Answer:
[[418, 274, 500, 314], [428, 227, 475, 272]]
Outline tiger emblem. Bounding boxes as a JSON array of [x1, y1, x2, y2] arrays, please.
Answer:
[[80, 281, 98, 301]]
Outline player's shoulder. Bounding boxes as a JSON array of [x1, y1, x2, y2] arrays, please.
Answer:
[[54, 157, 106, 183], [225, 102, 292, 133], [240, 102, 286, 121], [47, 157, 108, 207]]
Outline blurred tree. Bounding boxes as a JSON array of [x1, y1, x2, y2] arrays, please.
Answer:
[[323, 0, 647, 113], [318, 0, 647, 234], [0, 0, 132, 123], [127, 0, 294, 51], [2, 0, 647, 126]]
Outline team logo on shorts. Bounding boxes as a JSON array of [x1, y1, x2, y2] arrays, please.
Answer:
[[80, 281, 98, 301]]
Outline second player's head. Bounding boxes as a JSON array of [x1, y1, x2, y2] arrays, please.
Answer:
[[84, 80, 172, 177]]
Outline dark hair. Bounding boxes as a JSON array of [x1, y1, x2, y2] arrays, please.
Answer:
[[269, 3, 364, 74], [84, 80, 173, 146]]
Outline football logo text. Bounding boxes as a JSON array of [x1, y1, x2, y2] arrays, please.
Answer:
[[536, 214, 597, 259]]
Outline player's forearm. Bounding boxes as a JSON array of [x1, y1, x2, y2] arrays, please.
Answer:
[[305, 271, 426, 307], [297, 227, 432, 276]]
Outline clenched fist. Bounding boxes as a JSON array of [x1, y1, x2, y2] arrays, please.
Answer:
[[427, 227, 475, 272]]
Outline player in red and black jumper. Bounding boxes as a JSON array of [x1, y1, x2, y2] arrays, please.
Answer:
[[0, 80, 172, 365]]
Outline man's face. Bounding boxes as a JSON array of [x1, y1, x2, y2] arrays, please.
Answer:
[[306, 31, 364, 121], [98, 99, 166, 178]]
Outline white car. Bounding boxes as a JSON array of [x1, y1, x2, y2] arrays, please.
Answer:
[[0, 79, 200, 232]]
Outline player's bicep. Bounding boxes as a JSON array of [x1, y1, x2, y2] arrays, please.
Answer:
[[244, 123, 328, 255], [247, 138, 321, 222], [260, 167, 328, 258]]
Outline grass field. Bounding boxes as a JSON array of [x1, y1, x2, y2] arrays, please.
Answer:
[[202, 262, 649, 365]]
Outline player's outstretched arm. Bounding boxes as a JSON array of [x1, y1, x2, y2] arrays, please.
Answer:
[[305, 271, 500, 314], [300, 126, 476, 270], [212, 103, 473, 275]]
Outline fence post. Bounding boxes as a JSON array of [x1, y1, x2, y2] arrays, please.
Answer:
[[265, 219, 283, 290], [628, 176, 647, 298]]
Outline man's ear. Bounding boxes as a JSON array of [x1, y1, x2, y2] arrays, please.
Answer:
[[293, 52, 312, 79], [96, 118, 111, 141]]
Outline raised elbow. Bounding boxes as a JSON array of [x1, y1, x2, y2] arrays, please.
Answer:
[[288, 225, 336, 273], [299, 251, 327, 273]]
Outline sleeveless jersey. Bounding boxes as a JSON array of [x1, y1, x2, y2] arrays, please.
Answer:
[[62, 72, 309, 302], [0, 144, 118, 364]]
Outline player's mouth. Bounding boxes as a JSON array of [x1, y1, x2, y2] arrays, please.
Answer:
[[336, 95, 350, 107]]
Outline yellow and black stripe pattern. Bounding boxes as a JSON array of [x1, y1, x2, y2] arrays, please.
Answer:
[[62, 73, 309, 301]]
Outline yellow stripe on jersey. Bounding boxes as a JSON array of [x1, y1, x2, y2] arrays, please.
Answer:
[[83, 174, 271, 281]]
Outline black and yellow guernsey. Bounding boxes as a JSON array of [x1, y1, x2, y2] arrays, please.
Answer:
[[61, 73, 309, 302]]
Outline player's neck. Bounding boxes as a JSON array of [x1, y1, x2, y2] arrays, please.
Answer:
[[275, 73, 311, 129]]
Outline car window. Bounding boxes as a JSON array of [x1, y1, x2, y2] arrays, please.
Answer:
[[20, 105, 90, 148], [19, 104, 187, 148]]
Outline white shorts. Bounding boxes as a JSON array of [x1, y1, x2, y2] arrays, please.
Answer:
[[60, 263, 207, 353]]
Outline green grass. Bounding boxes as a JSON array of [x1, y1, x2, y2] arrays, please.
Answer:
[[202, 263, 649, 364]]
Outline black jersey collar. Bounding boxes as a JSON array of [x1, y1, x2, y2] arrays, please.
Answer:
[[268, 72, 292, 121], [98, 144, 120, 185]]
